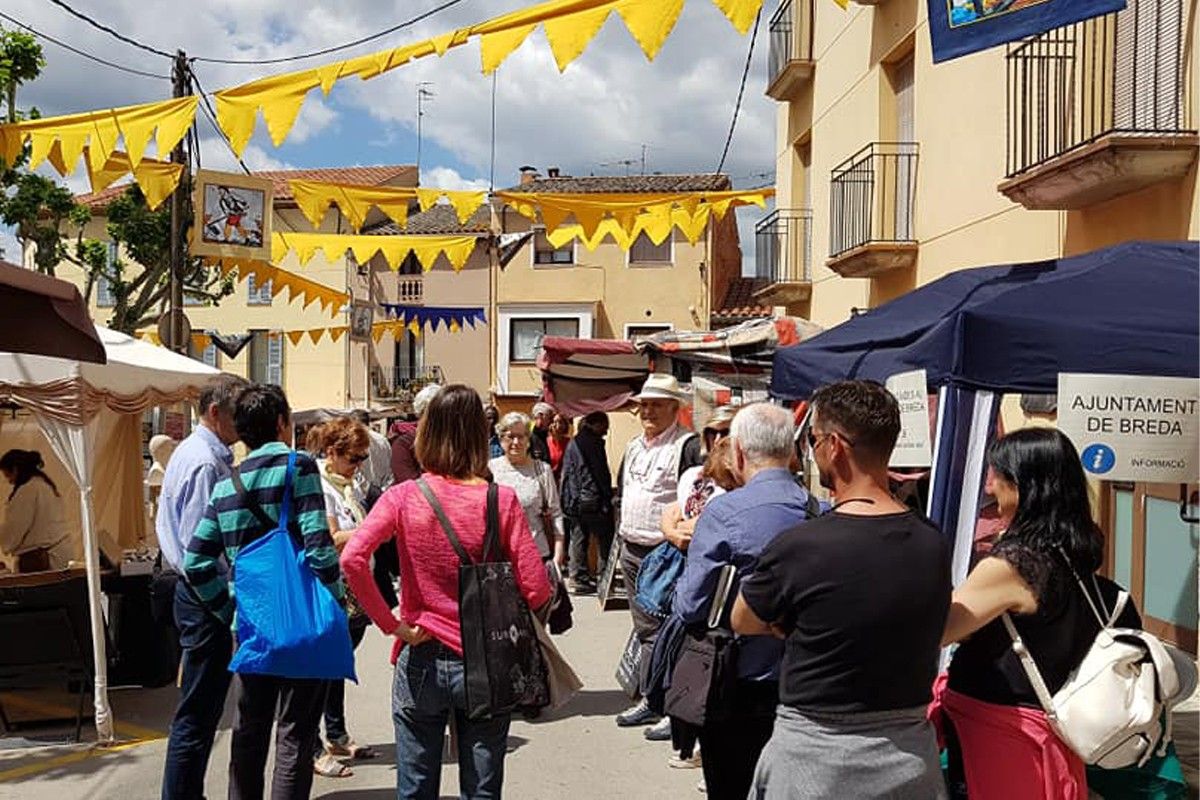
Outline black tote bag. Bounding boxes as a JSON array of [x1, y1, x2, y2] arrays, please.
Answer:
[[417, 478, 549, 720]]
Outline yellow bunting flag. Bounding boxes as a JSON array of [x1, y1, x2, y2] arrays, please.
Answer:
[[289, 181, 487, 231], [211, 0, 762, 157], [0, 96, 197, 176], [209, 258, 349, 318], [272, 231, 479, 272], [286, 330, 305, 346], [81, 149, 185, 211]]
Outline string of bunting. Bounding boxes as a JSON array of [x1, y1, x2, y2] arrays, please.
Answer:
[[81, 148, 183, 210], [290, 181, 488, 231], [208, 257, 350, 316], [272, 231, 480, 272], [496, 188, 772, 241], [136, 304, 485, 350], [547, 205, 711, 250], [212, 0, 762, 157]]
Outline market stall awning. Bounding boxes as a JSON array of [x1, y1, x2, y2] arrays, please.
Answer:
[[0, 261, 105, 364], [537, 336, 648, 416], [771, 240, 1200, 399]]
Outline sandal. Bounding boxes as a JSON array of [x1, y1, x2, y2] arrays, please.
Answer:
[[327, 737, 376, 760], [313, 753, 353, 778]]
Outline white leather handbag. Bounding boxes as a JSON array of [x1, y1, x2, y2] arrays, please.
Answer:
[[1002, 565, 1197, 769]]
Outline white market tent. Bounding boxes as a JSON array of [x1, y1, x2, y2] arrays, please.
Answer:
[[0, 325, 219, 741]]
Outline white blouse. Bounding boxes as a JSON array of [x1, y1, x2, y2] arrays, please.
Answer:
[[488, 456, 564, 559], [0, 478, 72, 569]]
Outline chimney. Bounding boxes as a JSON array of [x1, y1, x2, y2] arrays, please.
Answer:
[[547, 166, 561, 178], [518, 165, 540, 185]]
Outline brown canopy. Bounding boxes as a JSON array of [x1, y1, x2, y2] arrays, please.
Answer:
[[0, 260, 105, 364]]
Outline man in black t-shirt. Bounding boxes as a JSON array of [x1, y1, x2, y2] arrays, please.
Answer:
[[731, 380, 951, 800]]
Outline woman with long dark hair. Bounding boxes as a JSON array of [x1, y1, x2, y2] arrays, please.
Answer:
[[939, 428, 1139, 799], [0, 449, 70, 572], [340, 385, 552, 799]]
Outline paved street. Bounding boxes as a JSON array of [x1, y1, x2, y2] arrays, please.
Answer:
[[0, 598, 704, 800]]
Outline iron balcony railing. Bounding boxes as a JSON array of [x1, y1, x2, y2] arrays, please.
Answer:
[[1006, 0, 1191, 177], [768, 0, 815, 89], [755, 209, 813, 284], [829, 142, 919, 259], [393, 365, 442, 394]]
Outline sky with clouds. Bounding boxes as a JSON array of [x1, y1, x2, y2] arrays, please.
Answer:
[[7, 0, 778, 272]]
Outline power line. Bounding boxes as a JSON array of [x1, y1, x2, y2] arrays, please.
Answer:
[[44, 0, 174, 58], [0, 11, 168, 80], [190, 0, 469, 65], [714, 7, 761, 176]]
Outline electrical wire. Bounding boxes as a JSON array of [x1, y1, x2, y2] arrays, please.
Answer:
[[0, 11, 168, 79], [714, 7, 761, 176], [43, 0, 174, 58], [189, 0, 468, 65]]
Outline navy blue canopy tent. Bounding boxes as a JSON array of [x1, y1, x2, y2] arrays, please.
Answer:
[[771, 240, 1199, 589], [771, 240, 1199, 400]]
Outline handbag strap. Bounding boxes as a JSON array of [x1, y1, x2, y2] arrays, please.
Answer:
[[1054, 544, 1111, 628], [416, 477, 473, 566], [1000, 613, 1060, 721], [483, 482, 500, 563], [230, 451, 296, 536]]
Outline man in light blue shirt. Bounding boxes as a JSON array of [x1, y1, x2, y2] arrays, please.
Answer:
[[158, 374, 246, 800], [673, 402, 818, 800]]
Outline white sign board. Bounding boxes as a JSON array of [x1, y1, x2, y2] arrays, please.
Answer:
[[886, 369, 932, 468], [1057, 373, 1199, 483]]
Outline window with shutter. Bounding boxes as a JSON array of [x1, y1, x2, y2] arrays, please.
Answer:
[[249, 330, 283, 384], [510, 318, 579, 361], [96, 276, 116, 307], [532, 230, 574, 266], [267, 332, 283, 385], [628, 232, 672, 265], [247, 274, 273, 306]]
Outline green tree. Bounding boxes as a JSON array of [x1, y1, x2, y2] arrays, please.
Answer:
[[0, 25, 233, 334]]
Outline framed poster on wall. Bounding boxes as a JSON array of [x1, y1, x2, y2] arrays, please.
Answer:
[[192, 169, 273, 261]]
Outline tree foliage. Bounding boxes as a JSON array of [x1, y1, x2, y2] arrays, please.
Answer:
[[0, 26, 233, 334]]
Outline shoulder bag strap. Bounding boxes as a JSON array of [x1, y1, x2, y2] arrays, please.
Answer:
[[1054, 545, 1110, 628], [482, 482, 501, 563], [416, 477, 473, 566], [1000, 613, 1060, 720], [1107, 589, 1131, 627], [230, 466, 276, 533]]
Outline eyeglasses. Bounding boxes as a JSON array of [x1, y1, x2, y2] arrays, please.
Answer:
[[807, 430, 855, 450], [502, 433, 528, 442], [348, 453, 370, 464]]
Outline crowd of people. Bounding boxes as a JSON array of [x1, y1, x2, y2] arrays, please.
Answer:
[[140, 371, 1190, 800]]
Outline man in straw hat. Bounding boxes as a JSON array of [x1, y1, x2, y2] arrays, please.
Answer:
[[614, 374, 703, 736]]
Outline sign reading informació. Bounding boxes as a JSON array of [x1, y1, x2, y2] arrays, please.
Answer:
[[1057, 374, 1199, 483]]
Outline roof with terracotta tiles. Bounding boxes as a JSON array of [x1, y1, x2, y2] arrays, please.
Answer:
[[75, 164, 417, 211], [712, 276, 773, 324], [505, 172, 731, 194], [365, 204, 491, 236]]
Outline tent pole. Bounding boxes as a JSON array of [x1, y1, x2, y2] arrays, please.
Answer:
[[78, 481, 113, 743]]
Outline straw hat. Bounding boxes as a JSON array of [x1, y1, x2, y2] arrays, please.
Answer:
[[632, 373, 689, 404], [703, 405, 737, 431]]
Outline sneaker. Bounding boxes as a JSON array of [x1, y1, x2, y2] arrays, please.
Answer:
[[615, 699, 658, 727], [567, 578, 595, 595], [643, 717, 672, 741], [668, 752, 702, 769]]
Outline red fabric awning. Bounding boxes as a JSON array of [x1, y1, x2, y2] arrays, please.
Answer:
[[0, 261, 105, 363]]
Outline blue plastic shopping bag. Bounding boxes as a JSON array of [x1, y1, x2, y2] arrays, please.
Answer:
[[228, 451, 356, 682]]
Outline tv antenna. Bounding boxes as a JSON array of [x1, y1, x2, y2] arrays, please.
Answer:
[[416, 82, 435, 177]]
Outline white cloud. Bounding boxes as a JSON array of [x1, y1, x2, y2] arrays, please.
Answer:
[[0, 228, 22, 265], [421, 166, 490, 192], [197, 138, 295, 173]]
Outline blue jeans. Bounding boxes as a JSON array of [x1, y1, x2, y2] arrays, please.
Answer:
[[161, 579, 233, 800], [392, 642, 511, 800]]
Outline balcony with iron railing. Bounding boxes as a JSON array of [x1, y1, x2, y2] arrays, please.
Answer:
[[753, 209, 813, 307], [766, 0, 815, 101], [999, 0, 1197, 209], [827, 142, 919, 278]]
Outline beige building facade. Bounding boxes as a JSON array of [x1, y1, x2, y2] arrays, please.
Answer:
[[56, 166, 491, 414]]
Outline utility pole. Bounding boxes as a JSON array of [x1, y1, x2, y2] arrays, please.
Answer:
[[416, 82, 434, 179], [167, 50, 191, 353]]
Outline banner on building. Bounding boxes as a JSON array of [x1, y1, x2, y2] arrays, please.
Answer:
[[928, 0, 1125, 63], [886, 369, 933, 468], [1057, 373, 1199, 483]]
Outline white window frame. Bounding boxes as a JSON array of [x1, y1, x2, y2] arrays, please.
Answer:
[[247, 274, 273, 306], [530, 227, 576, 268], [249, 330, 284, 385], [626, 230, 675, 268], [623, 322, 674, 340], [496, 303, 594, 395]]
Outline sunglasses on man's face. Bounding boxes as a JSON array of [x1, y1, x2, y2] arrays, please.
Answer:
[[807, 430, 855, 450]]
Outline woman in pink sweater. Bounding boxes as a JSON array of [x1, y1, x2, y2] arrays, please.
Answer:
[[341, 385, 552, 800]]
